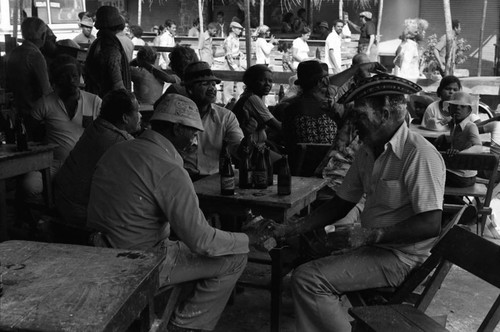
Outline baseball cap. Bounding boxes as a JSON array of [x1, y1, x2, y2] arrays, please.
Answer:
[[359, 11, 372, 19], [151, 94, 204, 131]]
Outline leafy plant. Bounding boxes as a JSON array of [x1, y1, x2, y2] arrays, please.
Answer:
[[420, 33, 471, 76]]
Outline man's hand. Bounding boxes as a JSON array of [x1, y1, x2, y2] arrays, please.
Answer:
[[243, 218, 279, 252], [446, 148, 460, 157], [326, 224, 381, 249]]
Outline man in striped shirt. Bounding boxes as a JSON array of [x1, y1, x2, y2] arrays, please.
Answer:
[[280, 74, 446, 332]]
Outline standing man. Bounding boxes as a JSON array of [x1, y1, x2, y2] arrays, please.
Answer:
[[177, 61, 244, 179], [199, 22, 219, 67], [433, 19, 461, 76], [275, 74, 445, 331], [156, 19, 177, 70], [73, 16, 96, 45], [87, 94, 256, 332], [216, 11, 228, 38], [324, 19, 344, 74], [6, 17, 52, 115], [223, 21, 245, 105], [347, 11, 377, 61]]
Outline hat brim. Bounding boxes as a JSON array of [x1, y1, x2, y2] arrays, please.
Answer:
[[445, 100, 474, 107], [182, 76, 222, 85], [80, 23, 93, 28], [295, 72, 328, 86], [338, 74, 422, 104]]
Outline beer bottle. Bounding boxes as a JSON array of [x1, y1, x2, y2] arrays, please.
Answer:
[[15, 114, 28, 151], [315, 47, 321, 60], [278, 85, 285, 102], [239, 136, 253, 189], [5, 114, 15, 144], [277, 155, 291, 195], [252, 148, 268, 189], [219, 139, 229, 174], [220, 149, 235, 196], [264, 146, 273, 186]]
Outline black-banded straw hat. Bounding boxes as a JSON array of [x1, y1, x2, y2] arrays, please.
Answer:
[[338, 73, 422, 104], [183, 61, 222, 85], [294, 60, 328, 89]]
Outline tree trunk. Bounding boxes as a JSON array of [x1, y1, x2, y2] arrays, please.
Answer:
[[443, 0, 454, 75], [260, 0, 264, 26], [478, 0, 488, 76], [376, 0, 384, 46]]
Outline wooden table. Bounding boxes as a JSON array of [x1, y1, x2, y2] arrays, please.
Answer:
[[194, 174, 328, 223], [0, 143, 56, 241], [194, 174, 328, 332], [0, 240, 162, 332]]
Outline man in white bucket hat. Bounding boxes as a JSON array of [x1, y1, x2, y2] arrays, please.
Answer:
[[88, 94, 255, 331]]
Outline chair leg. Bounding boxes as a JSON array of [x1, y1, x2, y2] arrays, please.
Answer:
[[270, 247, 284, 332]]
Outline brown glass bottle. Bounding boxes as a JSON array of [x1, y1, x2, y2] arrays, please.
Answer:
[[252, 148, 268, 189], [277, 155, 291, 195], [219, 139, 229, 174], [278, 85, 285, 102], [264, 146, 273, 186], [239, 136, 253, 189], [15, 114, 28, 151], [220, 152, 235, 195]]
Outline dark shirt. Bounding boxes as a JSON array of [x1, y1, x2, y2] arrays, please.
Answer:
[[359, 21, 376, 45], [6, 40, 51, 114]]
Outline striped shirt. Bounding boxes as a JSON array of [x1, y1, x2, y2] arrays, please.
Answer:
[[337, 123, 445, 265]]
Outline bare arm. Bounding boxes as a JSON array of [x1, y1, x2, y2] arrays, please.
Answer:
[[366, 34, 375, 56]]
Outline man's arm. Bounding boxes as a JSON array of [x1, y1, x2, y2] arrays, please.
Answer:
[[366, 34, 375, 56], [328, 61, 386, 88]]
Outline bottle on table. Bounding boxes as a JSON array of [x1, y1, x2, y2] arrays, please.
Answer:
[[15, 113, 28, 151], [219, 139, 229, 174], [264, 146, 273, 186], [5, 113, 15, 144], [252, 148, 268, 189], [220, 143, 235, 195], [239, 136, 253, 189], [278, 85, 285, 102], [277, 154, 291, 195]]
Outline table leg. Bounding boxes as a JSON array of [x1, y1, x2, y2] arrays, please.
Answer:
[[0, 180, 9, 241], [41, 167, 53, 209]]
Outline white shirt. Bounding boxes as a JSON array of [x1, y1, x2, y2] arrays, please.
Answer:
[[255, 37, 274, 65], [292, 37, 310, 70], [324, 30, 342, 73], [156, 31, 175, 69]]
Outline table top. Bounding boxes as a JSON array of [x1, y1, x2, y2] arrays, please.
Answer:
[[0, 240, 162, 332], [0, 143, 56, 162], [194, 174, 328, 210], [409, 123, 490, 144]]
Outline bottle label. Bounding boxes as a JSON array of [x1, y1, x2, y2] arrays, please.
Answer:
[[221, 176, 235, 190], [253, 171, 267, 188]]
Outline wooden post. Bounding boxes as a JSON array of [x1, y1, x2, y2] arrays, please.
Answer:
[[137, 0, 142, 26], [339, 0, 343, 19], [244, 0, 252, 69], [260, 0, 264, 26], [478, 0, 488, 76], [198, 0, 204, 35], [443, 0, 454, 75], [376, 0, 383, 45]]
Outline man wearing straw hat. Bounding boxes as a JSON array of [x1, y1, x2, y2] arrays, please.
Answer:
[[274, 74, 446, 331], [88, 94, 259, 332], [73, 16, 95, 45]]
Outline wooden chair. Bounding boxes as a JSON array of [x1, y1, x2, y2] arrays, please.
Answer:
[[349, 225, 500, 332], [441, 152, 499, 236], [292, 143, 332, 177], [346, 204, 470, 308]]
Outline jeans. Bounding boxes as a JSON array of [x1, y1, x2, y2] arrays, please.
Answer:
[[159, 240, 247, 330], [291, 246, 413, 332]]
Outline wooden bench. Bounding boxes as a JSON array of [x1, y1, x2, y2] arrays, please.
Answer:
[[349, 225, 500, 332]]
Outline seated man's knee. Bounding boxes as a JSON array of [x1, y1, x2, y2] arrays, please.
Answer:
[[18, 171, 43, 199], [291, 262, 319, 291]]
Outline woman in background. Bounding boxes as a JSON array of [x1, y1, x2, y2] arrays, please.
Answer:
[[422, 75, 462, 131], [254, 25, 276, 66], [291, 27, 314, 71]]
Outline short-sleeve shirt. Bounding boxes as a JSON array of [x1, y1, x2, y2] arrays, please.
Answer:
[[422, 101, 451, 132], [448, 115, 482, 177], [255, 37, 274, 65], [292, 37, 310, 70], [337, 123, 445, 265], [87, 129, 249, 254], [31, 91, 101, 163], [359, 21, 376, 45], [324, 31, 342, 72], [232, 91, 275, 144], [180, 103, 244, 176], [199, 31, 214, 66]]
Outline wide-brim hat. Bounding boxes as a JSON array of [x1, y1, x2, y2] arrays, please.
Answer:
[[359, 11, 373, 20], [338, 73, 422, 104], [151, 94, 204, 131], [319, 21, 329, 29], [79, 17, 94, 28], [183, 61, 221, 85], [230, 21, 244, 30], [295, 60, 328, 88], [445, 91, 477, 107], [95, 6, 125, 29]]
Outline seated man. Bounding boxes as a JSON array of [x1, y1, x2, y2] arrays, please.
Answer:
[[54, 89, 140, 234], [87, 94, 255, 332], [21, 54, 101, 202], [274, 74, 445, 332], [159, 61, 245, 179]]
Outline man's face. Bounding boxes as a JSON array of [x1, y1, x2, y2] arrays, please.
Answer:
[[217, 14, 224, 24], [208, 27, 217, 36], [232, 27, 242, 36], [311, 76, 333, 109], [55, 64, 80, 97], [82, 25, 92, 37], [454, 23, 461, 35], [450, 104, 471, 123], [174, 124, 199, 151], [190, 80, 218, 105], [352, 99, 383, 146], [167, 24, 177, 35], [359, 16, 367, 24], [334, 22, 344, 35], [125, 100, 142, 133]]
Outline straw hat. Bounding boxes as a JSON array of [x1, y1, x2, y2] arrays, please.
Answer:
[[359, 11, 373, 20], [294, 60, 328, 89], [183, 61, 221, 85], [151, 94, 204, 131], [95, 6, 125, 29], [319, 21, 329, 29], [79, 17, 94, 28]]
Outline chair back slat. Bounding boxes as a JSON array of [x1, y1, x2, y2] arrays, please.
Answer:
[[441, 153, 499, 172], [432, 226, 500, 288]]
